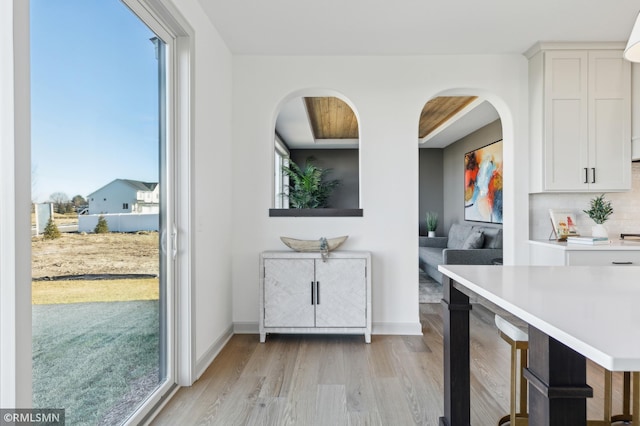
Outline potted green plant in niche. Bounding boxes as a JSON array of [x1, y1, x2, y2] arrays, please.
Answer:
[[282, 157, 340, 208], [425, 211, 438, 237], [583, 193, 613, 238]]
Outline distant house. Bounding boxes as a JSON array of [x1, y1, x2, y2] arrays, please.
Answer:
[[87, 179, 159, 215]]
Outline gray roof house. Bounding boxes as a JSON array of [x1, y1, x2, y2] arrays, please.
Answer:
[[87, 179, 159, 215]]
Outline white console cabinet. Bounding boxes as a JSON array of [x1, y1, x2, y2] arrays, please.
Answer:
[[259, 251, 371, 343], [527, 43, 631, 192]]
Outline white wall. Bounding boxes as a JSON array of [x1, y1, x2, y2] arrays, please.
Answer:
[[168, 0, 235, 369], [231, 55, 530, 335]]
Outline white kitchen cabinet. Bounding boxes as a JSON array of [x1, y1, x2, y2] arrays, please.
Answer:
[[260, 251, 371, 343], [527, 43, 631, 192], [529, 239, 640, 266]]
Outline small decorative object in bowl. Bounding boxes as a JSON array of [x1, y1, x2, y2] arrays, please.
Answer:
[[280, 236, 348, 261]]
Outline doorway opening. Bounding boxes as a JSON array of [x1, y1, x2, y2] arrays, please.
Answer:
[[417, 94, 503, 303]]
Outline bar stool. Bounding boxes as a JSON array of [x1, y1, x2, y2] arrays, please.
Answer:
[[588, 370, 639, 426], [495, 314, 528, 426]]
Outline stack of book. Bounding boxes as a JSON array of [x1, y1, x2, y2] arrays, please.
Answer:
[[566, 236, 610, 245]]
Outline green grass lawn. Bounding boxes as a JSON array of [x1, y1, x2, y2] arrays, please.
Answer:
[[32, 301, 160, 425], [32, 278, 159, 305]]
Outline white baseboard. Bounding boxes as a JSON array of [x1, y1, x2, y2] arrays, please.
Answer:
[[372, 322, 423, 336], [232, 321, 423, 336], [233, 321, 259, 334], [195, 325, 234, 380]]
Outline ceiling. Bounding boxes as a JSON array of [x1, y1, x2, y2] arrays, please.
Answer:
[[275, 95, 500, 149], [197, 0, 638, 55], [201, 1, 637, 148]]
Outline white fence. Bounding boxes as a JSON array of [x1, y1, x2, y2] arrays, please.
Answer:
[[78, 213, 159, 233]]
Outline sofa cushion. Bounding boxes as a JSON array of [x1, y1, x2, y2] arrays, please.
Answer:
[[447, 223, 475, 249], [462, 231, 485, 249], [477, 226, 503, 249]]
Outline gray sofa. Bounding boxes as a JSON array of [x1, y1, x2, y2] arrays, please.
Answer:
[[419, 223, 503, 283]]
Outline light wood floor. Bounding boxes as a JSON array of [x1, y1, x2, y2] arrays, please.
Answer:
[[151, 303, 629, 425]]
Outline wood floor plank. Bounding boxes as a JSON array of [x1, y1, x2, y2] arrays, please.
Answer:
[[152, 303, 626, 426], [315, 384, 348, 426]]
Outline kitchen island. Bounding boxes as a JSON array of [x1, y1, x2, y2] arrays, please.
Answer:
[[438, 264, 640, 426]]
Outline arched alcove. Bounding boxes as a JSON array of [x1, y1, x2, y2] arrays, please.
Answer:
[[417, 91, 505, 302], [269, 90, 363, 217]]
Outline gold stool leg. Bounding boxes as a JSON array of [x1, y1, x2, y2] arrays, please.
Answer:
[[498, 336, 528, 426], [519, 344, 528, 415]]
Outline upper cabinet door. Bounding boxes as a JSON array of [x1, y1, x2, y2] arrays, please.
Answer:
[[588, 51, 631, 191], [543, 51, 589, 191], [529, 44, 631, 193]]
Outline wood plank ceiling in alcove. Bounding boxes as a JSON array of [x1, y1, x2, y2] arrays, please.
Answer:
[[303, 95, 477, 140], [418, 96, 477, 139], [304, 97, 359, 139]]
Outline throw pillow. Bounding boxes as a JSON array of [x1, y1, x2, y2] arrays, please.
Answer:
[[462, 231, 484, 249]]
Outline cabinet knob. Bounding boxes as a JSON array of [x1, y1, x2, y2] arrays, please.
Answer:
[[612, 261, 633, 265], [584, 168, 588, 184], [591, 168, 596, 184]]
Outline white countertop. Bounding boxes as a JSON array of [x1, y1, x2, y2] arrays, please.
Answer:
[[438, 264, 640, 371], [529, 239, 640, 250]]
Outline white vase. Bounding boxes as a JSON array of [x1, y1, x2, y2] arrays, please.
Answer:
[[591, 224, 608, 238], [428, 231, 436, 238]]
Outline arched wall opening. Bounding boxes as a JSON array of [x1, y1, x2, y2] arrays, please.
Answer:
[[269, 89, 363, 217], [416, 88, 514, 302]]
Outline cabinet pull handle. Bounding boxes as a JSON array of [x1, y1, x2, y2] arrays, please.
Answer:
[[612, 261, 633, 265], [584, 168, 588, 184], [311, 281, 315, 305], [591, 168, 596, 184], [316, 281, 320, 305]]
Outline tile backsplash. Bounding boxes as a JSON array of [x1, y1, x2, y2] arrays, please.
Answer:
[[529, 163, 640, 240]]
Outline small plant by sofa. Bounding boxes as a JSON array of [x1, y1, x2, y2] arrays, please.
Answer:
[[425, 211, 438, 237]]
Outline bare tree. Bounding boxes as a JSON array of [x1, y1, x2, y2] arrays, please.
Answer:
[[49, 192, 70, 214], [72, 194, 87, 209]]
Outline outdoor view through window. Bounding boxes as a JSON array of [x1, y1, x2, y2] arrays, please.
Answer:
[[31, 1, 166, 424]]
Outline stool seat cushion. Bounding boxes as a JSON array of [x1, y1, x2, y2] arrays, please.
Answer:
[[495, 314, 528, 342]]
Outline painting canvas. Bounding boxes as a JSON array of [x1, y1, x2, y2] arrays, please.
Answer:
[[464, 140, 503, 223]]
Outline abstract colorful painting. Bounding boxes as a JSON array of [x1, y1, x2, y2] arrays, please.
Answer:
[[464, 140, 503, 223]]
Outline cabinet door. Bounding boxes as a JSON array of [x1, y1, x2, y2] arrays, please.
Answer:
[[544, 51, 588, 191], [315, 259, 366, 328], [264, 259, 315, 327], [588, 51, 631, 191]]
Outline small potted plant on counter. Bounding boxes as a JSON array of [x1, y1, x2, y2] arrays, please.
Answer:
[[426, 211, 438, 238], [583, 193, 613, 238]]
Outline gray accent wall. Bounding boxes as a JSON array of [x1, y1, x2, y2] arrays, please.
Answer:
[[442, 119, 503, 234], [289, 149, 359, 209], [418, 149, 444, 236]]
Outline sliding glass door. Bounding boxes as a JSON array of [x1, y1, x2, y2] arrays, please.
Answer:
[[31, 1, 176, 423]]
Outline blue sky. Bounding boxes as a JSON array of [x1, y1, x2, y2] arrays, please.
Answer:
[[31, 0, 159, 203]]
